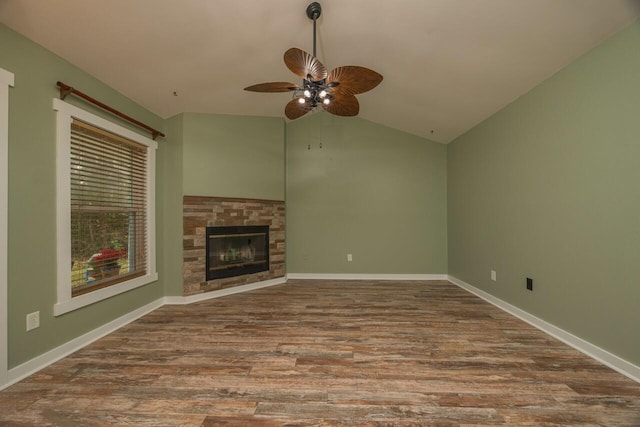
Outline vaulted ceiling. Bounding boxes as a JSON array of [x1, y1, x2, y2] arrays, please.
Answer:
[[1, 0, 638, 143]]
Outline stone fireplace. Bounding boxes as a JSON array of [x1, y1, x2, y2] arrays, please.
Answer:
[[183, 196, 285, 296]]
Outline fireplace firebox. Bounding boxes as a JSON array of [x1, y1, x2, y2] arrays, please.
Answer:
[[205, 225, 269, 280]]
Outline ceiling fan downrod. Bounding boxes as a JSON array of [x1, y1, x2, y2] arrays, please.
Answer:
[[298, 2, 329, 108], [306, 2, 322, 59]]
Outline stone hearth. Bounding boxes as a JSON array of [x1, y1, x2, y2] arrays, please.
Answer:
[[183, 196, 285, 296]]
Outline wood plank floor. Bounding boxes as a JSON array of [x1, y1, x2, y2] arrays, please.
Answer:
[[1, 280, 639, 426]]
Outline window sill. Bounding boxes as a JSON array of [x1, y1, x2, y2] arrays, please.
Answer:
[[54, 272, 158, 316]]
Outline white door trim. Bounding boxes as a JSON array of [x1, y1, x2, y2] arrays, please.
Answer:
[[0, 67, 14, 386]]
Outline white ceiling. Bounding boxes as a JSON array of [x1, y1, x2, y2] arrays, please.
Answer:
[[1, 0, 639, 143]]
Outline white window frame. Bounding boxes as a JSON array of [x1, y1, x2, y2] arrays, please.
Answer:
[[0, 67, 14, 386], [53, 99, 158, 316]]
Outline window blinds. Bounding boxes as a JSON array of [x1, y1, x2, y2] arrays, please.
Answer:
[[70, 119, 148, 296]]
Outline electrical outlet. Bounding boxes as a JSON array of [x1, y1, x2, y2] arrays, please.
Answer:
[[26, 311, 40, 331], [526, 277, 533, 291], [347, 253, 353, 262], [491, 270, 497, 281]]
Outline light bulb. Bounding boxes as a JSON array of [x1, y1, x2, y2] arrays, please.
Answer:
[[303, 90, 311, 97], [323, 98, 330, 105], [319, 90, 327, 98], [298, 97, 306, 104]]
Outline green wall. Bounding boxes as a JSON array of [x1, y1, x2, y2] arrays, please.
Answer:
[[160, 114, 185, 297], [448, 21, 640, 365], [286, 113, 447, 274], [182, 113, 285, 200], [4, 15, 639, 376], [0, 23, 167, 368]]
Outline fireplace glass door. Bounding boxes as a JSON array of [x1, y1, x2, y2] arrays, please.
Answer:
[[205, 226, 269, 280]]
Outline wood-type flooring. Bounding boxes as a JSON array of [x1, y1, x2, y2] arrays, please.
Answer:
[[1, 280, 639, 426]]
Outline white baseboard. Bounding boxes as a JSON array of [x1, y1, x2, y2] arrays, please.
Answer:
[[3, 298, 164, 391], [287, 273, 448, 281], [448, 275, 640, 384], [164, 276, 287, 305]]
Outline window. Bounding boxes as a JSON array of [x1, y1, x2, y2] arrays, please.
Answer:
[[70, 120, 149, 295], [54, 99, 157, 315]]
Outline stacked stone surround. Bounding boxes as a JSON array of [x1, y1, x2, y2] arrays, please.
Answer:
[[183, 196, 285, 296]]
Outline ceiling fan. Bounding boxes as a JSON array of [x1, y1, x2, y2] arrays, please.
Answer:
[[244, 2, 383, 120]]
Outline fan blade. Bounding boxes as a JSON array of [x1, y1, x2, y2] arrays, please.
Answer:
[[327, 66, 383, 95], [323, 93, 359, 117], [285, 98, 313, 120], [244, 82, 299, 92], [284, 48, 328, 81]]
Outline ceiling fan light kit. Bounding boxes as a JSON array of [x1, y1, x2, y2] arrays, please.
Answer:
[[244, 2, 383, 120]]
